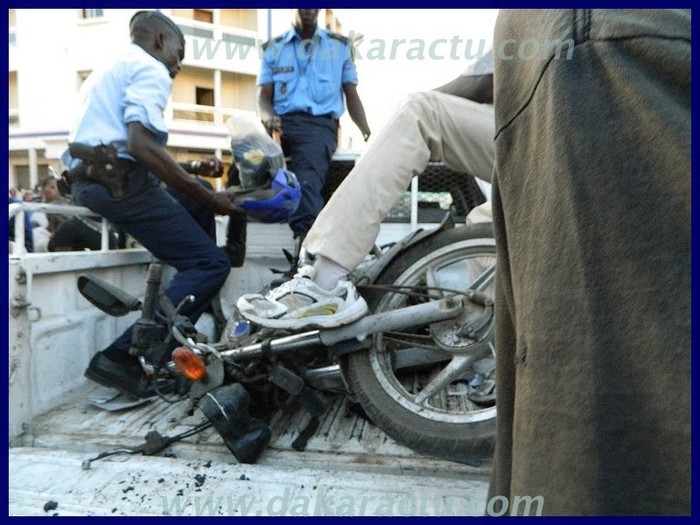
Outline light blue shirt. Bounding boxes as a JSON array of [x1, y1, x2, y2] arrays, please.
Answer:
[[61, 44, 172, 168], [258, 27, 358, 119]]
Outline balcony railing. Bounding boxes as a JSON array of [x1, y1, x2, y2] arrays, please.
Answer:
[[170, 102, 256, 127]]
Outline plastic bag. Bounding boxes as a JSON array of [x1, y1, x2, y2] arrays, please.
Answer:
[[225, 114, 285, 190]]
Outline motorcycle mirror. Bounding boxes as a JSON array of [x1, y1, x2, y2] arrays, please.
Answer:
[[78, 274, 142, 317]]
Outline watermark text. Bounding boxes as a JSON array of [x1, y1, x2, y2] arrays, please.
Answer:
[[191, 36, 574, 63]]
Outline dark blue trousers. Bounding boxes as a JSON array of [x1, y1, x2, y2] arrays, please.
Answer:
[[166, 178, 216, 240], [280, 113, 338, 238], [72, 169, 230, 352]]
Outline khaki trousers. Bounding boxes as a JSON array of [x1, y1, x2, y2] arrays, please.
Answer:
[[304, 90, 494, 270]]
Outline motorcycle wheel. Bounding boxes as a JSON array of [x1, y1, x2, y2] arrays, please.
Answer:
[[343, 222, 497, 462]]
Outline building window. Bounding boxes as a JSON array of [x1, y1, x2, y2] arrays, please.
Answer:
[[196, 87, 215, 122], [81, 9, 104, 19], [196, 87, 215, 106], [193, 10, 214, 23]]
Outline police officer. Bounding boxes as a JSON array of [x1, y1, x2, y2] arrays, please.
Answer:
[[258, 9, 371, 264], [62, 11, 242, 398]]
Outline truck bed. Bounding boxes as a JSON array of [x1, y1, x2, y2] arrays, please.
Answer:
[[9, 220, 492, 517], [9, 383, 491, 516]]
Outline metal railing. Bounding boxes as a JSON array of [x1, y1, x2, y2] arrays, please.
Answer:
[[170, 102, 256, 127], [9, 202, 113, 255]]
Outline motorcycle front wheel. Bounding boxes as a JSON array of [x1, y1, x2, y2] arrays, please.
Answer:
[[343, 222, 497, 462]]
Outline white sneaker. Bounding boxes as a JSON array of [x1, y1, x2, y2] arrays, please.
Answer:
[[236, 265, 369, 329]]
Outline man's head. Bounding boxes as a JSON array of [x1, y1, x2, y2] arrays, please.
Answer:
[[39, 176, 60, 202], [294, 9, 319, 35], [129, 10, 185, 79]]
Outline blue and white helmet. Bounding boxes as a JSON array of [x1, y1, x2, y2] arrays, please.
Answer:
[[238, 168, 301, 223]]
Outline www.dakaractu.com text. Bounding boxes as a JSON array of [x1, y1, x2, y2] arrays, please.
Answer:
[[191, 35, 574, 63], [161, 487, 544, 516]]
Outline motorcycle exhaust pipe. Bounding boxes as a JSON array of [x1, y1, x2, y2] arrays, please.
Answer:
[[219, 296, 464, 361]]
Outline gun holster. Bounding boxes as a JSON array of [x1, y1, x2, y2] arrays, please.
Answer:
[[62, 143, 137, 198]]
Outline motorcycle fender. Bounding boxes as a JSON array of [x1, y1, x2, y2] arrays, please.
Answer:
[[356, 213, 456, 285]]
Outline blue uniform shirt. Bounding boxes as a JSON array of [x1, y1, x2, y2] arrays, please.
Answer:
[[61, 44, 172, 168], [258, 27, 358, 119]]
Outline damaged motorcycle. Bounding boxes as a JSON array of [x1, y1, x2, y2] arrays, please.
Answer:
[[78, 216, 497, 467]]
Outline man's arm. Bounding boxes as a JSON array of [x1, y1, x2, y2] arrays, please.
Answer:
[[126, 122, 241, 216], [257, 84, 281, 134], [343, 83, 371, 141], [433, 74, 493, 104]]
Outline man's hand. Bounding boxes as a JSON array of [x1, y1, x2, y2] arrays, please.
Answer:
[[262, 115, 282, 136], [127, 123, 243, 215], [210, 191, 246, 218]]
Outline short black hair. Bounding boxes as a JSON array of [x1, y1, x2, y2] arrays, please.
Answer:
[[130, 10, 185, 46]]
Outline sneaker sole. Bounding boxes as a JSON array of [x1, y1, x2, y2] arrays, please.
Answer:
[[240, 297, 369, 330]]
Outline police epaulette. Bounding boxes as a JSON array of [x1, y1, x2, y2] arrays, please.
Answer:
[[261, 36, 284, 51], [328, 32, 349, 45]]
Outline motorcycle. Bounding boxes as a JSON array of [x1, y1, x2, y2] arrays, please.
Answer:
[[78, 216, 497, 466]]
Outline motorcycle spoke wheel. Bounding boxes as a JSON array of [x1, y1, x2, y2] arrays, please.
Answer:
[[344, 223, 497, 461]]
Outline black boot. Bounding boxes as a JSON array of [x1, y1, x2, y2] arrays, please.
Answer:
[[85, 348, 173, 399]]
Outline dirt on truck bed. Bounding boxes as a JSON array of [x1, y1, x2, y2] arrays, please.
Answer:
[[9, 383, 491, 517]]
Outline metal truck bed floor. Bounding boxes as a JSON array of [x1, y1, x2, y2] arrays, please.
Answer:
[[9, 384, 491, 516]]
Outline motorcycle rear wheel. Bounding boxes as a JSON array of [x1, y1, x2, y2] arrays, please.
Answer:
[[343, 222, 497, 462]]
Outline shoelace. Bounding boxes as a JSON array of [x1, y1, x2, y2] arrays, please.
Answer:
[[267, 274, 309, 299]]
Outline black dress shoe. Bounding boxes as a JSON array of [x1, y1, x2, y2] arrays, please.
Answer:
[[85, 351, 167, 399]]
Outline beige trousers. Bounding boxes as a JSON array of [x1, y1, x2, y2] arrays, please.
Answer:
[[303, 90, 494, 270]]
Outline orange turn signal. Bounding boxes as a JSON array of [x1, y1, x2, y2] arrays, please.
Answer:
[[172, 347, 207, 382]]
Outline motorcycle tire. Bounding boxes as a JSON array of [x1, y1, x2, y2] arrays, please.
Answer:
[[343, 222, 497, 463]]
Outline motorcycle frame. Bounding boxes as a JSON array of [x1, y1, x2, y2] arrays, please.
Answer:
[[204, 295, 465, 362], [81, 215, 495, 379], [176, 214, 477, 364]]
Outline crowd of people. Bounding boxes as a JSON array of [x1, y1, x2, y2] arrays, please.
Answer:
[[9, 177, 120, 253]]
